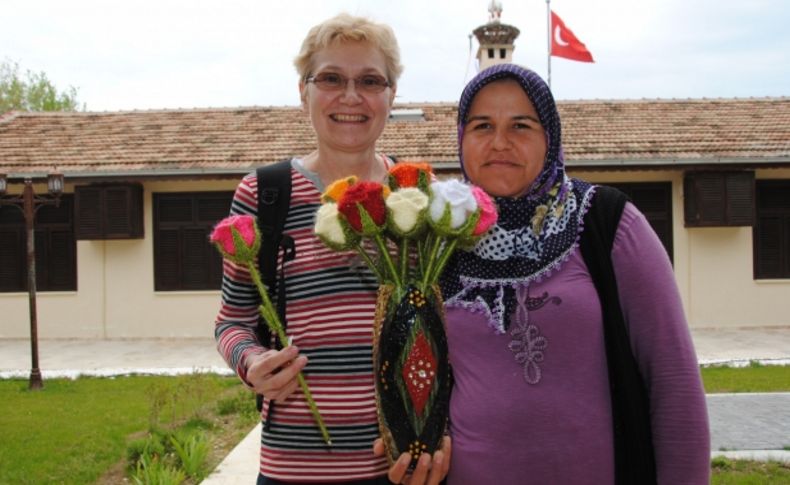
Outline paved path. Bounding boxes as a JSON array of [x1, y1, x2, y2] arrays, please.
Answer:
[[708, 392, 790, 452]]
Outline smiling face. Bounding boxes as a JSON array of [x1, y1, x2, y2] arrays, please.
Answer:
[[461, 79, 548, 198], [300, 41, 395, 156]]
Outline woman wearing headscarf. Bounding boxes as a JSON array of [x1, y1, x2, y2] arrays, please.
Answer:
[[439, 64, 710, 484]]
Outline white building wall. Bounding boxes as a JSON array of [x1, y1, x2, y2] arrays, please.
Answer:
[[1, 169, 788, 339]]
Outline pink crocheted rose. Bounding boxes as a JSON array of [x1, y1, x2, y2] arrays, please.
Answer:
[[471, 186, 498, 236], [210, 215, 259, 263]]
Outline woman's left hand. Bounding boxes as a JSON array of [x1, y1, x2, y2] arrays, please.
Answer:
[[373, 436, 452, 485]]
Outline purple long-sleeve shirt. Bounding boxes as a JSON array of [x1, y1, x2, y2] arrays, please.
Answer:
[[445, 203, 710, 485]]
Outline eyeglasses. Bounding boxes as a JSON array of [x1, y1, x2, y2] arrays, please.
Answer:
[[306, 72, 391, 94]]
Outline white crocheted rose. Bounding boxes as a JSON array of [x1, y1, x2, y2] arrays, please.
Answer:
[[429, 179, 478, 230], [386, 187, 429, 235], [314, 202, 349, 249]]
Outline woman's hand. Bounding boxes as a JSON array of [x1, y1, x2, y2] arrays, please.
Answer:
[[245, 346, 307, 401], [373, 436, 452, 485]]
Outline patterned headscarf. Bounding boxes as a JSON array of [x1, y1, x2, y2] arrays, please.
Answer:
[[440, 64, 595, 333]]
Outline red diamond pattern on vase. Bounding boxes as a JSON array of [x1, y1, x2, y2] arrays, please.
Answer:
[[401, 329, 437, 416]]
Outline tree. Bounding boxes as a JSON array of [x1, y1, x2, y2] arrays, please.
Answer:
[[1, 59, 81, 113]]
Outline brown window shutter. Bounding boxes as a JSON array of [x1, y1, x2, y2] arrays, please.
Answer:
[[75, 186, 103, 239], [153, 192, 233, 291], [155, 229, 182, 291], [685, 171, 755, 227], [0, 229, 25, 291], [45, 230, 76, 291], [607, 182, 674, 262], [75, 184, 143, 239], [181, 228, 212, 289], [754, 180, 790, 279], [104, 185, 143, 238], [725, 172, 755, 226], [755, 216, 782, 278], [696, 173, 726, 226]]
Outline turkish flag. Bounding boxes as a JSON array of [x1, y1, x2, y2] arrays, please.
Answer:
[[551, 11, 594, 63]]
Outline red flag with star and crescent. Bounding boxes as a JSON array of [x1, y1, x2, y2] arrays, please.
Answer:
[[551, 10, 594, 62]]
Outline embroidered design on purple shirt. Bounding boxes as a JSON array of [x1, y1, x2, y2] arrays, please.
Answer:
[[507, 286, 558, 384]]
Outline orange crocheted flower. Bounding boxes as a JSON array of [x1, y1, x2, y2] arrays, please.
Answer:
[[389, 163, 433, 188]]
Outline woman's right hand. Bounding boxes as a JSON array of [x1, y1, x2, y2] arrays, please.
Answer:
[[245, 346, 307, 401]]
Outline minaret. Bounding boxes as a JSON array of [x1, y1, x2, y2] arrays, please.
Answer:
[[472, 0, 520, 70]]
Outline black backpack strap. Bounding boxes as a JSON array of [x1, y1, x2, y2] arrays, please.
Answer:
[[579, 185, 657, 485], [255, 159, 296, 417]]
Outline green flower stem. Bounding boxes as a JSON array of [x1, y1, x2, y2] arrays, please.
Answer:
[[355, 243, 385, 282], [246, 262, 332, 446], [373, 233, 401, 289], [416, 238, 426, 278], [427, 237, 459, 286], [421, 234, 444, 291], [399, 238, 410, 285]]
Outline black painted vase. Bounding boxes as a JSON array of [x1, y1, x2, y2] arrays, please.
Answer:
[[373, 284, 451, 469]]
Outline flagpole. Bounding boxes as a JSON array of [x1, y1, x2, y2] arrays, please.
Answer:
[[546, 0, 551, 88]]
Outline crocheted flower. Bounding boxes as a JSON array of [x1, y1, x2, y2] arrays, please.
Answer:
[[389, 163, 433, 190], [209, 215, 260, 264], [322, 176, 358, 203], [314, 202, 357, 250], [338, 181, 389, 235], [386, 187, 429, 236], [471, 186, 498, 236], [428, 179, 479, 235], [211, 214, 331, 445]]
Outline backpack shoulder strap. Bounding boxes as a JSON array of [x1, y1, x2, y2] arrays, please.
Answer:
[[254, 159, 295, 417], [256, 159, 295, 343], [579, 185, 657, 485]]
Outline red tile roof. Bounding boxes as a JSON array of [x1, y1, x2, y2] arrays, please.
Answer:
[[1, 98, 788, 178]]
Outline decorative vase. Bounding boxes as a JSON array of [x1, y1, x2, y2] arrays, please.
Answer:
[[373, 284, 451, 469]]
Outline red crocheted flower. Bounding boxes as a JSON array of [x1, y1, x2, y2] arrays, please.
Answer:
[[389, 163, 433, 188], [338, 181, 388, 232]]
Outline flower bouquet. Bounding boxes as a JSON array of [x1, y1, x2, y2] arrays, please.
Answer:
[[210, 215, 331, 445], [314, 163, 497, 467]]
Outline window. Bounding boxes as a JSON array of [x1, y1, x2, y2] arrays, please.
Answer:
[[684, 171, 754, 227], [0, 196, 76, 292], [487, 48, 495, 58], [606, 182, 674, 262], [153, 192, 233, 291], [75, 184, 143, 239], [754, 180, 790, 279], [500, 48, 506, 59]]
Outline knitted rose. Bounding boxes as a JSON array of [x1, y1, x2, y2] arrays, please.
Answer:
[[386, 187, 429, 236], [471, 186, 498, 236], [314, 202, 357, 250], [389, 163, 433, 189], [211, 213, 331, 445], [428, 179, 478, 232], [209, 215, 260, 264], [338, 181, 389, 235], [322, 176, 358, 203]]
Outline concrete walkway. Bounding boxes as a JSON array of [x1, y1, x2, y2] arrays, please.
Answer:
[[0, 326, 788, 484]]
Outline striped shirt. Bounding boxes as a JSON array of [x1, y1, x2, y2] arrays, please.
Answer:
[[214, 161, 389, 482]]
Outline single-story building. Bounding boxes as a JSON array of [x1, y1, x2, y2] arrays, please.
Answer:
[[1, 97, 788, 338]]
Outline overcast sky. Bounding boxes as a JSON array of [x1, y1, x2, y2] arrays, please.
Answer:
[[3, 0, 788, 112]]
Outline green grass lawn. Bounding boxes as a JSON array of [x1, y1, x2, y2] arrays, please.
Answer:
[[0, 365, 787, 484], [701, 361, 790, 393], [0, 374, 255, 485]]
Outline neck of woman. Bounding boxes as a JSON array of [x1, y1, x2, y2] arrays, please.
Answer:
[[303, 148, 387, 186]]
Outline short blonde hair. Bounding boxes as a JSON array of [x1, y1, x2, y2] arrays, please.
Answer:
[[294, 13, 403, 85]]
